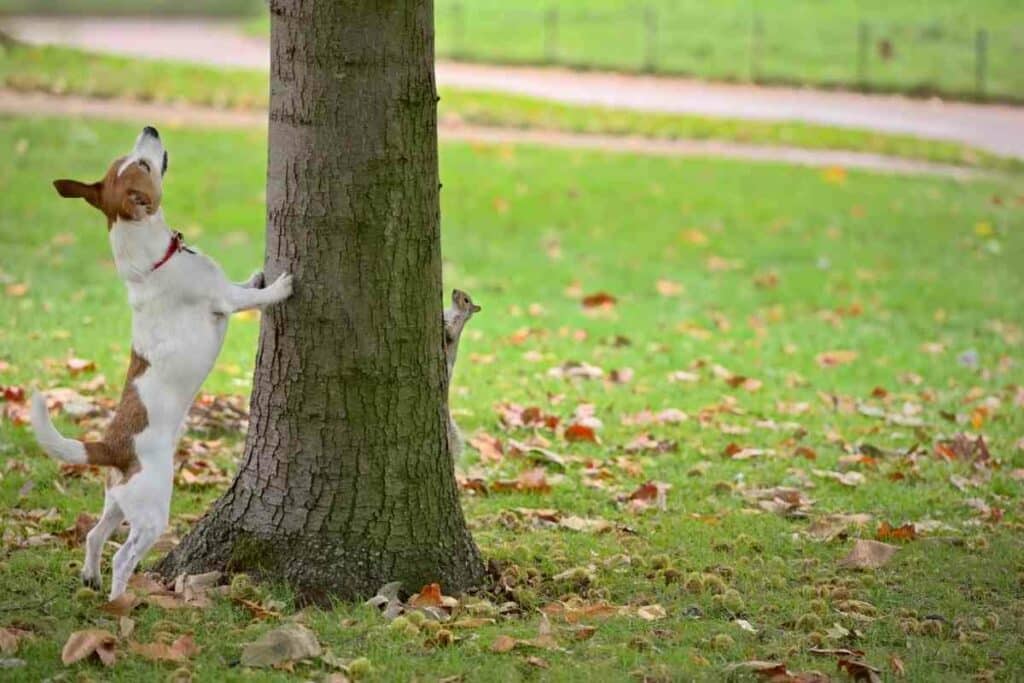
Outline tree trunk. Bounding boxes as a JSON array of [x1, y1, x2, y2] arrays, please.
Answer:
[[156, 0, 484, 604]]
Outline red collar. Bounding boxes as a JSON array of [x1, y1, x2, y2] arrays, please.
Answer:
[[151, 231, 184, 272]]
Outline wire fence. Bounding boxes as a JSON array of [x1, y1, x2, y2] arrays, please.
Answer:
[[435, 4, 1023, 102]]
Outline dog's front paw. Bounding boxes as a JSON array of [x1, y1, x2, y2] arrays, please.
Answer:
[[268, 272, 294, 302], [81, 570, 101, 591], [245, 271, 266, 289]]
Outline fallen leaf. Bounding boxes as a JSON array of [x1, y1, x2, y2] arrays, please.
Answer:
[[875, 521, 917, 542], [837, 657, 883, 682], [564, 423, 598, 443], [62, 629, 117, 667], [469, 433, 503, 462], [822, 165, 848, 184], [99, 592, 138, 617], [813, 469, 866, 487], [240, 624, 321, 668], [581, 292, 616, 308], [129, 635, 200, 663], [816, 350, 858, 368], [490, 635, 517, 653], [636, 604, 666, 621], [839, 540, 898, 570], [409, 583, 444, 609], [66, 358, 96, 375], [656, 279, 684, 297]]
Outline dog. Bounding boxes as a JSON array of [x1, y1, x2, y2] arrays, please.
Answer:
[[31, 126, 293, 600]]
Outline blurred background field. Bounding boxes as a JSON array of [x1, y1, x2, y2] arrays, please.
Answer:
[[3, 0, 1020, 101]]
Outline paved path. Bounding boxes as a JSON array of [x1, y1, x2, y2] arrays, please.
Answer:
[[3, 15, 1024, 159], [0, 89, 986, 180]]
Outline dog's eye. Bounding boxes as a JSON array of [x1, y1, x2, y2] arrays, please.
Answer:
[[138, 159, 151, 172]]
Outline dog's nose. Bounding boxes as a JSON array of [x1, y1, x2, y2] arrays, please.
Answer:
[[143, 126, 160, 139]]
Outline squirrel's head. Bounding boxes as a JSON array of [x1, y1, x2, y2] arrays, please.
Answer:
[[451, 289, 482, 314]]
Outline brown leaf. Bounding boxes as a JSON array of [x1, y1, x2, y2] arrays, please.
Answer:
[[61, 629, 117, 667], [240, 624, 321, 668], [875, 521, 917, 542], [66, 357, 97, 375], [889, 654, 906, 677], [128, 573, 169, 595], [839, 540, 898, 569], [490, 635, 517, 653], [837, 657, 882, 682], [99, 592, 139, 617], [624, 481, 671, 511], [469, 433, 503, 462], [0, 627, 32, 655], [409, 583, 444, 608], [581, 292, 616, 308], [2, 385, 25, 402], [636, 604, 666, 621], [58, 512, 97, 548], [815, 350, 858, 368], [5, 282, 29, 297], [655, 279, 684, 297], [564, 423, 598, 443], [129, 635, 200, 663], [541, 599, 622, 624]]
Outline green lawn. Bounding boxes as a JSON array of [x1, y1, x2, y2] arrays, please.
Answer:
[[1, 115, 1023, 681], [248, 0, 1024, 101], [4, 43, 1022, 174]]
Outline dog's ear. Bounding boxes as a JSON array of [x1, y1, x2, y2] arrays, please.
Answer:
[[121, 188, 153, 221], [53, 179, 103, 210]]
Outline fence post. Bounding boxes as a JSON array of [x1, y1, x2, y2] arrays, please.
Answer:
[[451, 2, 465, 59], [857, 21, 870, 88], [749, 11, 763, 82], [644, 6, 658, 72], [975, 28, 988, 97], [544, 7, 559, 63]]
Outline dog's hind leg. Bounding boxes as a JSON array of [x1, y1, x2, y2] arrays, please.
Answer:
[[82, 496, 124, 591], [109, 517, 165, 601]]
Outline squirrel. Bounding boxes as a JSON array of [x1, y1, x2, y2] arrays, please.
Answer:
[[443, 289, 481, 456]]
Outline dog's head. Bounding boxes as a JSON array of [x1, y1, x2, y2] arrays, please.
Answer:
[[53, 126, 169, 229]]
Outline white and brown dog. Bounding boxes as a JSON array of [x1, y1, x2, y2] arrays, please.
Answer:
[[31, 126, 293, 600]]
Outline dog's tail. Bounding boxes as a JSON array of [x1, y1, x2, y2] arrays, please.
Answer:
[[31, 393, 88, 464]]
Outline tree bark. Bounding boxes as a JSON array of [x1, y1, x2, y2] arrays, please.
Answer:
[[156, 0, 484, 604]]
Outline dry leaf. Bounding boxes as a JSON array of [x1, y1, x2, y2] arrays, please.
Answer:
[[876, 521, 917, 542], [490, 635, 517, 653], [581, 292, 616, 308], [839, 540, 898, 569], [816, 350, 858, 368], [99, 592, 138, 617], [636, 604, 666, 621], [66, 357, 96, 375], [470, 433, 503, 462], [129, 635, 200, 663], [61, 629, 117, 667], [240, 624, 321, 668], [409, 583, 444, 608], [656, 279, 684, 296], [564, 423, 598, 443]]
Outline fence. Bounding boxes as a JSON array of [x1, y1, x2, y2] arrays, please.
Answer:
[[435, 4, 1022, 102]]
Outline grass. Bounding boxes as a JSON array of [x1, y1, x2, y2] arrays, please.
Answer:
[[0, 0, 261, 17], [3, 43, 1021, 174], [2, 114, 1023, 681], [247, 0, 1024, 101]]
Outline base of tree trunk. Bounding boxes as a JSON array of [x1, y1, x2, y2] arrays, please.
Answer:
[[155, 499, 485, 605]]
